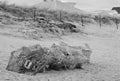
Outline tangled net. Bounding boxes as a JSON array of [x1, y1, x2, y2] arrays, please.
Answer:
[[6, 42, 92, 75]]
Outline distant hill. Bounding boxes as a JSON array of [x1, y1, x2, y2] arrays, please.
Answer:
[[112, 7, 120, 14], [34, 0, 87, 14]]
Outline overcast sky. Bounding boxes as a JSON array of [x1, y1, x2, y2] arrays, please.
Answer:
[[1, 0, 120, 11], [61, 0, 120, 11]]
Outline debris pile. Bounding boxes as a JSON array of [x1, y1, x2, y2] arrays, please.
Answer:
[[6, 42, 92, 75]]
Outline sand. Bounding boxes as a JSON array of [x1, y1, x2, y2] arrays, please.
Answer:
[[0, 25, 120, 81]]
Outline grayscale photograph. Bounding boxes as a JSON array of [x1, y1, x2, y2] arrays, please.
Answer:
[[0, 0, 120, 81]]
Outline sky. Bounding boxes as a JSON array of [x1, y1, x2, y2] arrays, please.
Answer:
[[61, 0, 120, 11], [0, 0, 120, 11]]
